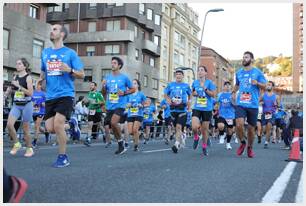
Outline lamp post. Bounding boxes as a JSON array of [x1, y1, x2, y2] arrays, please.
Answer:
[[198, 8, 224, 65]]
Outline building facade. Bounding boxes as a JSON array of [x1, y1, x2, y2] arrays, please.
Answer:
[[292, 3, 303, 93], [158, 3, 200, 102], [199, 46, 234, 93], [3, 3, 55, 83], [46, 3, 162, 102]]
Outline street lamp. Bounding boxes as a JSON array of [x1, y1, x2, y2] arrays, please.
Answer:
[[198, 8, 224, 65]]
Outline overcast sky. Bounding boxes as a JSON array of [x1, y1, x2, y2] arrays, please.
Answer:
[[188, 2, 293, 60]]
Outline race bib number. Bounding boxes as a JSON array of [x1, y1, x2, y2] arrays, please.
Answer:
[[89, 110, 96, 115], [14, 91, 25, 101], [144, 114, 149, 119], [258, 113, 262, 120], [240, 92, 252, 103], [130, 107, 139, 114], [47, 61, 63, 76], [265, 113, 272, 120], [197, 97, 207, 107], [33, 106, 40, 113], [172, 97, 182, 105], [225, 119, 233, 125], [109, 93, 119, 103]]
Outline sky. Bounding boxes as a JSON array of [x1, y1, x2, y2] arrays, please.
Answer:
[[188, 2, 293, 60]]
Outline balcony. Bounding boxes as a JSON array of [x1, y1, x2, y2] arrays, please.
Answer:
[[142, 40, 160, 56], [64, 30, 135, 43]]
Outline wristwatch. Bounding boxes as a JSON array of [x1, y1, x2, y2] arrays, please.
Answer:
[[70, 69, 74, 75]]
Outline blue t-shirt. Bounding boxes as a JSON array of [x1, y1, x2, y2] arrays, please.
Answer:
[[262, 92, 277, 114], [217, 92, 235, 119], [143, 105, 156, 123], [160, 99, 171, 118], [127, 92, 146, 118], [104, 73, 133, 110], [275, 110, 286, 119], [192, 79, 216, 111], [41, 47, 84, 100], [235, 67, 267, 108], [31, 90, 46, 115], [164, 82, 191, 112]]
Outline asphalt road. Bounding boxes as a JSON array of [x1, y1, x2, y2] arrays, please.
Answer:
[[3, 138, 303, 203]]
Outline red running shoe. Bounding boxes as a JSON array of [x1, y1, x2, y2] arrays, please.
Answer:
[[9, 176, 28, 203], [247, 146, 255, 158], [236, 143, 246, 156]]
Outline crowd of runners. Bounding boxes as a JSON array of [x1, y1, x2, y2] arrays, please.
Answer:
[[3, 24, 304, 169]]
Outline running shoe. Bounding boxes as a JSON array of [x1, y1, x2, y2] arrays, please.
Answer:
[[202, 147, 208, 156], [124, 142, 129, 148], [171, 145, 178, 153], [105, 142, 112, 148], [84, 137, 91, 147], [24, 147, 34, 157], [134, 145, 139, 151], [247, 146, 255, 158], [8, 176, 28, 203], [234, 138, 239, 144], [143, 138, 149, 144], [226, 143, 232, 150], [193, 137, 199, 150], [264, 142, 269, 149], [218, 134, 226, 144], [164, 138, 169, 145], [32, 139, 37, 149], [52, 154, 70, 168], [236, 142, 246, 156], [10, 142, 22, 155], [115, 142, 127, 155]]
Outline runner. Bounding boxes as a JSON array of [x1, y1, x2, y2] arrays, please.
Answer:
[[275, 104, 287, 143], [191, 66, 216, 156], [233, 51, 267, 158], [84, 82, 105, 146], [164, 68, 192, 153], [216, 81, 236, 150], [101, 56, 135, 154], [260, 81, 280, 149], [38, 24, 85, 167], [126, 79, 146, 151], [4, 58, 34, 157], [121, 108, 129, 148], [256, 101, 263, 144], [142, 98, 156, 144], [31, 81, 50, 148], [160, 98, 173, 145]]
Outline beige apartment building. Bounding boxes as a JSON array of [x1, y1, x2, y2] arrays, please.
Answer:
[[158, 3, 201, 102]]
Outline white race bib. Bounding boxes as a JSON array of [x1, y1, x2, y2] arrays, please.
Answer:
[[225, 119, 233, 125], [265, 113, 272, 120], [89, 110, 96, 115]]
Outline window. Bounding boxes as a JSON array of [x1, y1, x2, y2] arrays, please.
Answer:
[[102, 69, 111, 80], [174, 51, 179, 64], [136, 72, 140, 80], [88, 22, 96, 32], [142, 54, 145, 62], [106, 20, 120, 31], [3, 29, 9, 50], [154, 14, 161, 25], [144, 75, 148, 87], [165, 6, 169, 16], [176, 12, 180, 20], [116, 3, 124, 6], [162, 26, 167, 39], [64, 23, 70, 33], [179, 53, 185, 65], [135, 49, 139, 60], [63, 3, 69, 11], [162, 66, 167, 80], [192, 46, 197, 58], [162, 46, 167, 59], [86, 46, 95, 56], [154, 35, 160, 46], [174, 31, 180, 42], [89, 3, 97, 9], [180, 35, 185, 48], [141, 30, 145, 39], [149, 57, 155, 67], [84, 69, 93, 82], [147, 9, 153, 20], [54, 4, 63, 12], [139, 3, 145, 15], [105, 45, 120, 54], [33, 39, 44, 58], [192, 62, 196, 70], [106, 3, 116, 8], [193, 29, 197, 36], [134, 26, 138, 38], [29, 4, 39, 19], [152, 79, 158, 90]]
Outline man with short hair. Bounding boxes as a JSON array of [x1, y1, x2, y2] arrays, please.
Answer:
[[38, 24, 85, 167], [233, 51, 267, 158], [101, 57, 135, 155]]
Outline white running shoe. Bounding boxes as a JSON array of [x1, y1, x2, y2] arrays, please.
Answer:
[[219, 134, 225, 144], [226, 143, 232, 150], [234, 138, 239, 144]]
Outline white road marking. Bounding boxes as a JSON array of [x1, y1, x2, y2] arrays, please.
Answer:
[[142, 148, 172, 153], [262, 161, 297, 203], [295, 169, 303, 203]]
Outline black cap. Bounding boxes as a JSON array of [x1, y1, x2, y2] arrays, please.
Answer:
[[175, 68, 184, 75]]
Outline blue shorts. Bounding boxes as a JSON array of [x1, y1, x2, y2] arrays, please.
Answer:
[[9, 102, 33, 123], [261, 113, 276, 126], [235, 106, 258, 127]]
